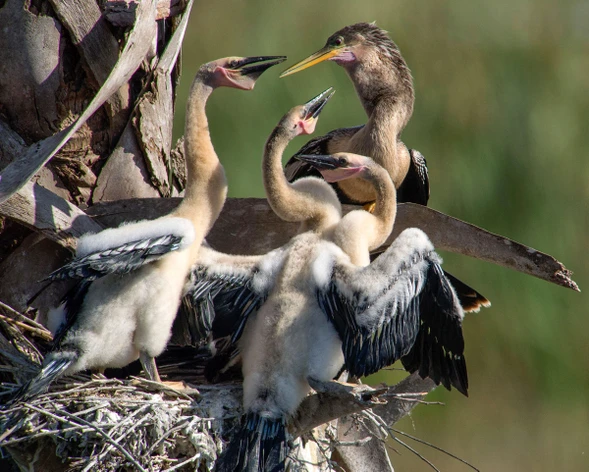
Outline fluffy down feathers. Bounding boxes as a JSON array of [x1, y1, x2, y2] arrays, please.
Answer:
[[77, 217, 195, 257]]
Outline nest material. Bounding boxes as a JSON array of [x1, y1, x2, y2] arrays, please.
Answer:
[[0, 302, 340, 472], [1, 379, 224, 472], [0, 301, 239, 472]]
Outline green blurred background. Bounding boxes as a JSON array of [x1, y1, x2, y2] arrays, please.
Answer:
[[174, 1, 588, 470]]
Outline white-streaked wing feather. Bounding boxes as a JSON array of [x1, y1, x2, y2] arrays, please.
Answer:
[[181, 244, 288, 344], [48, 217, 195, 281], [313, 228, 468, 395]]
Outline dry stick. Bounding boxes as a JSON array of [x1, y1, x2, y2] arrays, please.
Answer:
[[390, 427, 480, 472], [165, 453, 202, 472], [129, 376, 194, 400], [83, 411, 151, 472], [144, 418, 193, 455], [386, 435, 441, 472], [68, 402, 110, 416], [0, 301, 49, 332], [367, 409, 479, 472], [289, 431, 334, 472], [360, 409, 440, 472], [21, 403, 147, 472], [0, 425, 93, 447], [0, 313, 53, 342]]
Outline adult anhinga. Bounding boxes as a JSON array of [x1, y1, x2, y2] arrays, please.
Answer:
[[9, 56, 285, 403], [190, 152, 466, 472], [280, 22, 490, 312]]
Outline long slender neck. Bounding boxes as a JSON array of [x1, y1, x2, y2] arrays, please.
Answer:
[[368, 165, 397, 246], [174, 74, 227, 248], [337, 64, 414, 196], [345, 59, 414, 128], [263, 127, 340, 232], [333, 167, 396, 265]]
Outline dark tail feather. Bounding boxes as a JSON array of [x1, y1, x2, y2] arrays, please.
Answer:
[[6, 354, 75, 407], [444, 271, 491, 313], [216, 413, 287, 472]]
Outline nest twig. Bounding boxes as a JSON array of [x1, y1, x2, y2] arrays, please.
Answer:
[[0, 299, 446, 472], [1, 378, 221, 472]]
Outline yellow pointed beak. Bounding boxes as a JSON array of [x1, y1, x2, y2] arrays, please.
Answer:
[[280, 47, 342, 78]]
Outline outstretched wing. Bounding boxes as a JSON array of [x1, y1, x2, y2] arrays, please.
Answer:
[[180, 245, 288, 346], [314, 228, 468, 395], [284, 126, 363, 183], [48, 217, 195, 281]]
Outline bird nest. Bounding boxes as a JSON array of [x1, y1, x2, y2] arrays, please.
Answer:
[[0, 301, 444, 472], [1, 379, 228, 472], [0, 302, 353, 472], [0, 301, 244, 472]]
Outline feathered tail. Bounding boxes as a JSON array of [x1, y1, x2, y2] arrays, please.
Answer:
[[5, 352, 76, 407], [216, 413, 287, 472]]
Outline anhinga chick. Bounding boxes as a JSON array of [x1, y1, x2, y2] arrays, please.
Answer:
[[200, 154, 466, 472], [180, 89, 337, 380], [8, 55, 285, 405]]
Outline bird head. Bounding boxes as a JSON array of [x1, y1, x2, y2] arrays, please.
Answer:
[[206, 56, 286, 90], [294, 152, 372, 183], [280, 87, 335, 137], [280, 22, 399, 77]]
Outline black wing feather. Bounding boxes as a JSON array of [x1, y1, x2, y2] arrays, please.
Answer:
[[51, 279, 92, 349], [48, 234, 184, 281], [318, 264, 422, 378], [401, 262, 468, 395], [317, 239, 467, 395], [397, 148, 430, 205], [181, 269, 267, 346]]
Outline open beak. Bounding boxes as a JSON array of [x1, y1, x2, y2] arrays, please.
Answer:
[[302, 87, 335, 121], [295, 154, 340, 170], [280, 46, 342, 78], [231, 56, 287, 78], [295, 153, 364, 183]]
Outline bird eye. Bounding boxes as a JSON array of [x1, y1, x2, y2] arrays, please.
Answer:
[[334, 36, 344, 46], [338, 157, 348, 166]]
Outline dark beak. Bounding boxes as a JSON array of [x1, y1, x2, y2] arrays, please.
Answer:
[[233, 56, 287, 77], [302, 87, 335, 120], [295, 154, 340, 170]]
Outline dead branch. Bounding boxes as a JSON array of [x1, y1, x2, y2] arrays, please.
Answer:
[[85, 197, 579, 291]]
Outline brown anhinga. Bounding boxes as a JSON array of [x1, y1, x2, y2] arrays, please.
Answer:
[[280, 22, 489, 312]]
